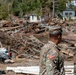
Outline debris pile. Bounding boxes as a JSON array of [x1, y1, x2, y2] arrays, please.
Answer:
[[0, 16, 76, 61]]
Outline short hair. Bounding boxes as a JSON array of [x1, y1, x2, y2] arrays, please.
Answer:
[[49, 26, 62, 37]]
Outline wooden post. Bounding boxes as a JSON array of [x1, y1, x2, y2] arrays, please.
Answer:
[[52, 0, 55, 18]]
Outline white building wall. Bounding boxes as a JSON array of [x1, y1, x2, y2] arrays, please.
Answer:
[[63, 11, 75, 20], [30, 15, 38, 22]]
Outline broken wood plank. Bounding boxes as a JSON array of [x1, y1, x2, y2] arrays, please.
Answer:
[[0, 25, 24, 32]]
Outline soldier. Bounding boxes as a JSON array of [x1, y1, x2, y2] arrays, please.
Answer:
[[39, 26, 65, 75]]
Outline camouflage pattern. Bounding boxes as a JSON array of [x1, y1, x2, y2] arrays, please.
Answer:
[[39, 41, 65, 75]]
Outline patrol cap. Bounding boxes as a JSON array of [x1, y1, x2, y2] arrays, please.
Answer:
[[49, 25, 62, 36]]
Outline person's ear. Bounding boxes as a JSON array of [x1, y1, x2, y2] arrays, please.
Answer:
[[57, 35, 61, 39]]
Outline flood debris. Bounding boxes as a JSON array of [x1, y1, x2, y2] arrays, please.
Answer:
[[0, 17, 76, 66], [0, 16, 76, 75]]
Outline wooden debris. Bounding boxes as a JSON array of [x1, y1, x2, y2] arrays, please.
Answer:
[[0, 17, 76, 61], [61, 48, 75, 57]]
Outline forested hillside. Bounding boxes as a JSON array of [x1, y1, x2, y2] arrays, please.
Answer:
[[0, 0, 73, 19]]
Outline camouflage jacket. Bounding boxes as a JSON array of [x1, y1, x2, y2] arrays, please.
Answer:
[[39, 41, 65, 75]]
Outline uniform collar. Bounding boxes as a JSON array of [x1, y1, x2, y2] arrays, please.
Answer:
[[48, 41, 60, 51], [48, 41, 56, 46]]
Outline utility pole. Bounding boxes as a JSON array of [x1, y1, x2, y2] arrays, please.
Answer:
[[52, 0, 55, 18]]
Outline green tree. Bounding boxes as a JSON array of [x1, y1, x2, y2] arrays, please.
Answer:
[[0, 0, 9, 19], [0, 0, 13, 19], [0, 0, 72, 19], [57, 0, 67, 12]]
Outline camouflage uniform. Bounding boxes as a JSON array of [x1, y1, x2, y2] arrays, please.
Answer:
[[39, 41, 65, 75]]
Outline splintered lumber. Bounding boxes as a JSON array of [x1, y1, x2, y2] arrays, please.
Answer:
[[69, 51, 75, 57], [58, 43, 73, 48], [34, 28, 45, 34], [61, 50, 69, 55], [63, 35, 76, 41], [32, 48, 40, 53], [29, 35, 44, 45], [24, 35, 44, 56], [17, 35, 44, 56], [62, 38, 76, 45], [0, 25, 24, 32], [0, 17, 76, 62], [10, 49, 19, 55], [60, 49, 75, 57]]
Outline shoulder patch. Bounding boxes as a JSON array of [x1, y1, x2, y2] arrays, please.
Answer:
[[49, 54, 56, 59], [48, 50, 57, 59]]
